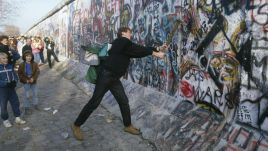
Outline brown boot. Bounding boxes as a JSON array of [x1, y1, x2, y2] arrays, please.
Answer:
[[124, 125, 141, 135], [71, 124, 84, 140]]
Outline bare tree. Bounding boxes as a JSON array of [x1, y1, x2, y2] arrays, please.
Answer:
[[0, 0, 21, 28], [0, 0, 11, 25], [3, 25, 20, 36]]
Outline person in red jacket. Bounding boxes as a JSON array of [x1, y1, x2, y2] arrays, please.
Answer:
[[71, 27, 168, 140]]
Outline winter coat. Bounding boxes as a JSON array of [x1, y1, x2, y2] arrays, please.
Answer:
[[103, 37, 155, 77], [18, 62, 40, 84], [0, 64, 18, 88]]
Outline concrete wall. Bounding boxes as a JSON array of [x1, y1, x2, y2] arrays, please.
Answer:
[[28, 0, 268, 150]]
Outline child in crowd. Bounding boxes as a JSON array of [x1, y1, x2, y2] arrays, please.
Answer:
[[18, 50, 40, 114], [0, 35, 21, 68], [0, 52, 26, 128]]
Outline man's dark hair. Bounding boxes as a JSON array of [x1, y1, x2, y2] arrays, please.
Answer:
[[26, 37, 32, 41], [44, 37, 49, 43], [117, 27, 131, 38], [0, 35, 8, 42]]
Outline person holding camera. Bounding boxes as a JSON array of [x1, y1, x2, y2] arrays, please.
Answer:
[[44, 37, 59, 68]]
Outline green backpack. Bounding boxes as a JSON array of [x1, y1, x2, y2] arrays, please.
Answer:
[[85, 43, 111, 84], [85, 66, 98, 84]]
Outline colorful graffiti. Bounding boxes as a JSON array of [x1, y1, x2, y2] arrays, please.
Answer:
[[27, 0, 268, 149]]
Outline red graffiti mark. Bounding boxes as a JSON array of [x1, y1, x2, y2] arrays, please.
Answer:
[[204, 72, 210, 79], [264, 23, 268, 32], [169, 69, 174, 78], [251, 140, 268, 150], [180, 80, 193, 97], [226, 144, 243, 151], [228, 129, 239, 143], [240, 129, 250, 137]]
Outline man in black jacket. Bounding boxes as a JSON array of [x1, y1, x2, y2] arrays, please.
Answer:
[[44, 37, 59, 68], [22, 37, 32, 54], [71, 27, 168, 140]]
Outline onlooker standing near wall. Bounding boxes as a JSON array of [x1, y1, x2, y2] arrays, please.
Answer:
[[22, 38, 32, 54], [0, 35, 20, 68], [0, 52, 26, 128], [31, 37, 41, 64], [44, 37, 59, 68], [37, 37, 45, 64], [18, 50, 40, 115], [17, 36, 26, 56]]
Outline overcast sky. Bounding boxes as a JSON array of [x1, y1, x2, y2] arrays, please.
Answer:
[[10, 0, 62, 33]]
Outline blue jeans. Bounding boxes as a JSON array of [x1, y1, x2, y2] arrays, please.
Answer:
[[39, 51, 45, 63], [23, 84, 38, 108], [33, 53, 41, 64], [0, 88, 21, 120]]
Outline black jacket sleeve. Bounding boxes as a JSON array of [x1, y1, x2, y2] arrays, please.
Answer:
[[124, 42, 155, 58]]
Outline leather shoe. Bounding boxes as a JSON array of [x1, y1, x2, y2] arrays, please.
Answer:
[[71, 124, 84, 140], [124, 125, 141, 135]]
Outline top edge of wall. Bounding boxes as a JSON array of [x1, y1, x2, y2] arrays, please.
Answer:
[[26, 0, 75, 33]]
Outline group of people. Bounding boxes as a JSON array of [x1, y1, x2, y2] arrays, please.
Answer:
[[19, 36, 60, 68], [0, 35, 26, 127], [0, 27, 168, 141], [0, 34, 60, 128]]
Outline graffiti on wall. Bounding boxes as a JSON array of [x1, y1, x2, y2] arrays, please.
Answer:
[[28, 0, 268, 148]]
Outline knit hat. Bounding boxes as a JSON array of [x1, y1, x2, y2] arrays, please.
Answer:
[[23, 50, 32, 55], [22, 50, 34, 61]]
